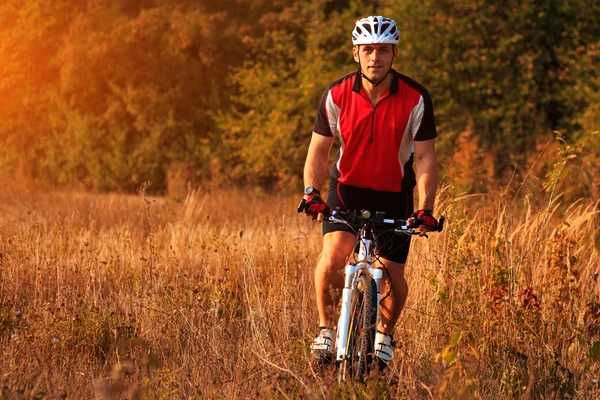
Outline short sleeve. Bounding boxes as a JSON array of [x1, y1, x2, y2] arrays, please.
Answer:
[[414, 90, 437, 141], [312, 88, 334, 137]]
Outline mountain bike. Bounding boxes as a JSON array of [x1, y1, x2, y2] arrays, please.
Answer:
[[328, 208, 445, 382]]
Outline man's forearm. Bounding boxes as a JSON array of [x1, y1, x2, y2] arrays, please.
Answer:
[[416, 156, 438, 211], [304, 133, 333, 191], [304, 155, 328, 190]]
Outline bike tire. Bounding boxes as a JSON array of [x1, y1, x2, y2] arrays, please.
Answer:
[[343, 273, 378, 382]]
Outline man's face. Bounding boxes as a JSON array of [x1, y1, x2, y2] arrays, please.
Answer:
[[353, 44, 397, 82]]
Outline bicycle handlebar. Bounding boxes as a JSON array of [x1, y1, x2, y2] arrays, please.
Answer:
[[327, 209, 445, 235]]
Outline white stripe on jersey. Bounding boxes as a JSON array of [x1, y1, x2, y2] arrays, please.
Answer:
[[397, 95, 425, 177], [326, 90, 340, 136], [411, 96, 425, 139], [325, 90, 346, 173]]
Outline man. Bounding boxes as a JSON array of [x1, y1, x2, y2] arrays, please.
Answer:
[[298, 16, 440, 368]]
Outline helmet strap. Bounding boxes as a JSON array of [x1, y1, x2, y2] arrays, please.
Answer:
[[359, 68, 390, 87], [357, 57, 390, 87]]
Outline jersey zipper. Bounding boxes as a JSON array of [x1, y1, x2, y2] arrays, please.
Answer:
[[359, 91, 390, 144], [369, 97, 390, 144], [370, 108, 375, 143]]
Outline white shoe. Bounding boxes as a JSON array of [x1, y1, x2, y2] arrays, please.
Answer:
[[310, 327, 335, 364], [374, 331, 395, 365]]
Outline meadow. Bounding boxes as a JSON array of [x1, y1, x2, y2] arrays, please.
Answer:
[[0, 179, 598, 399]]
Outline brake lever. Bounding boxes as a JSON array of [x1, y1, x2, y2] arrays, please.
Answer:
[[436, 215, 445, 232], [394, 228, 417, 235]]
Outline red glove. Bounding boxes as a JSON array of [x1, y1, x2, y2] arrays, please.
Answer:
[[409, 209, 438, 230], [297, 195, 330, 219]]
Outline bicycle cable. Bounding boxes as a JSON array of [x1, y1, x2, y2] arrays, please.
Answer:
[[330, 214, 395, 303]]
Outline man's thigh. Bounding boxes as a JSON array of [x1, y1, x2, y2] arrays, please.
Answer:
[[375, 258, 406, 280], [321, 231, 356, 263]]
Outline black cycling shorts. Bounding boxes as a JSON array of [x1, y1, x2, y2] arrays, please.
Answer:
[[322, 178, 414, 264]]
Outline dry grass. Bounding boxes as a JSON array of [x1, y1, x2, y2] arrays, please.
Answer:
[[0, 181, 599, 399]]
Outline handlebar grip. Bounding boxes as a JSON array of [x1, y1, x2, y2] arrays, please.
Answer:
[[436, 216, 445, 232]]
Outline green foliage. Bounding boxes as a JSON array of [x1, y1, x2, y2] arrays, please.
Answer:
[[0, 0, 280, 191], [383, 0, 600, 174], [0, 0, 598, 194], [215, 0, 361, 188], [0, 0, 82, 178], [543, 129, 600, 202], [435, 330, 480, 398], [48, 2, 241, 191]]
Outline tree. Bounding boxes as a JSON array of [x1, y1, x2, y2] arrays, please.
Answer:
[[0, 1, 83, 178], [382, 0, 600, 179], [1, 0, 288, 191], [215, 0, 374, 188], [49, 3, 222, 190]]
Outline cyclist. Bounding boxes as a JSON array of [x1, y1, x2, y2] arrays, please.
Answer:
[[298, 16, 439, 368]]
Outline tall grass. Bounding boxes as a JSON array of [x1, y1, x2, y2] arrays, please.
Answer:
[[0, 180, 598, 399]]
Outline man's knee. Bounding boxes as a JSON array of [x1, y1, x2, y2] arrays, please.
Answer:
[[319, 232, 355, 270], [318, 249, 349, 274]]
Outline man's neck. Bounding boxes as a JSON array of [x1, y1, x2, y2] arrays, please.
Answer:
[[361, 71, 393, 104]]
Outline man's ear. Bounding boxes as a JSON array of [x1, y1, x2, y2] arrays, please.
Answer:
[[392, 45, 398, 63], [352, 45, 360, 63]]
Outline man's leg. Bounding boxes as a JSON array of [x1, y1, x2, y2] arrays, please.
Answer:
[[375, 258, 408, 334], [371, 258, 407, 367], [314, 231, 356, 328]]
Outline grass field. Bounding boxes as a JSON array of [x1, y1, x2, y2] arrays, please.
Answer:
[[0, 181, 598, 399]]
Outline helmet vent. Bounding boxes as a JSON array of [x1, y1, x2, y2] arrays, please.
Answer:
[[352, 16, 399, 45]]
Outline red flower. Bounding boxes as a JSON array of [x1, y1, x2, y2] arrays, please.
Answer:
[[519, 287, 541, 310]]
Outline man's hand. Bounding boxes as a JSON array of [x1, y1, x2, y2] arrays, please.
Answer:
[[297, 195, 330, 221], [408, 209, 438, 236]]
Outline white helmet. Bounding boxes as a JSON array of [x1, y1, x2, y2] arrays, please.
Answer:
[[352, 16, 399, 45]]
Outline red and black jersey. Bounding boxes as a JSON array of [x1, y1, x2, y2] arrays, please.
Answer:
[[313, 69, 437, 193]]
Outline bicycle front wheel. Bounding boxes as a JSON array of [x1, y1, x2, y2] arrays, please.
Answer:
[[341, 273, 378, 382]]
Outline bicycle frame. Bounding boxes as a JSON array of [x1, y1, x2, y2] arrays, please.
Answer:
[[335, 228, 383, 363], [324, 209, 443, 381]]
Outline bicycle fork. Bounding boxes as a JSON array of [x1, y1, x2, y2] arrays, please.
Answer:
[[335, 238, 383, 363]]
